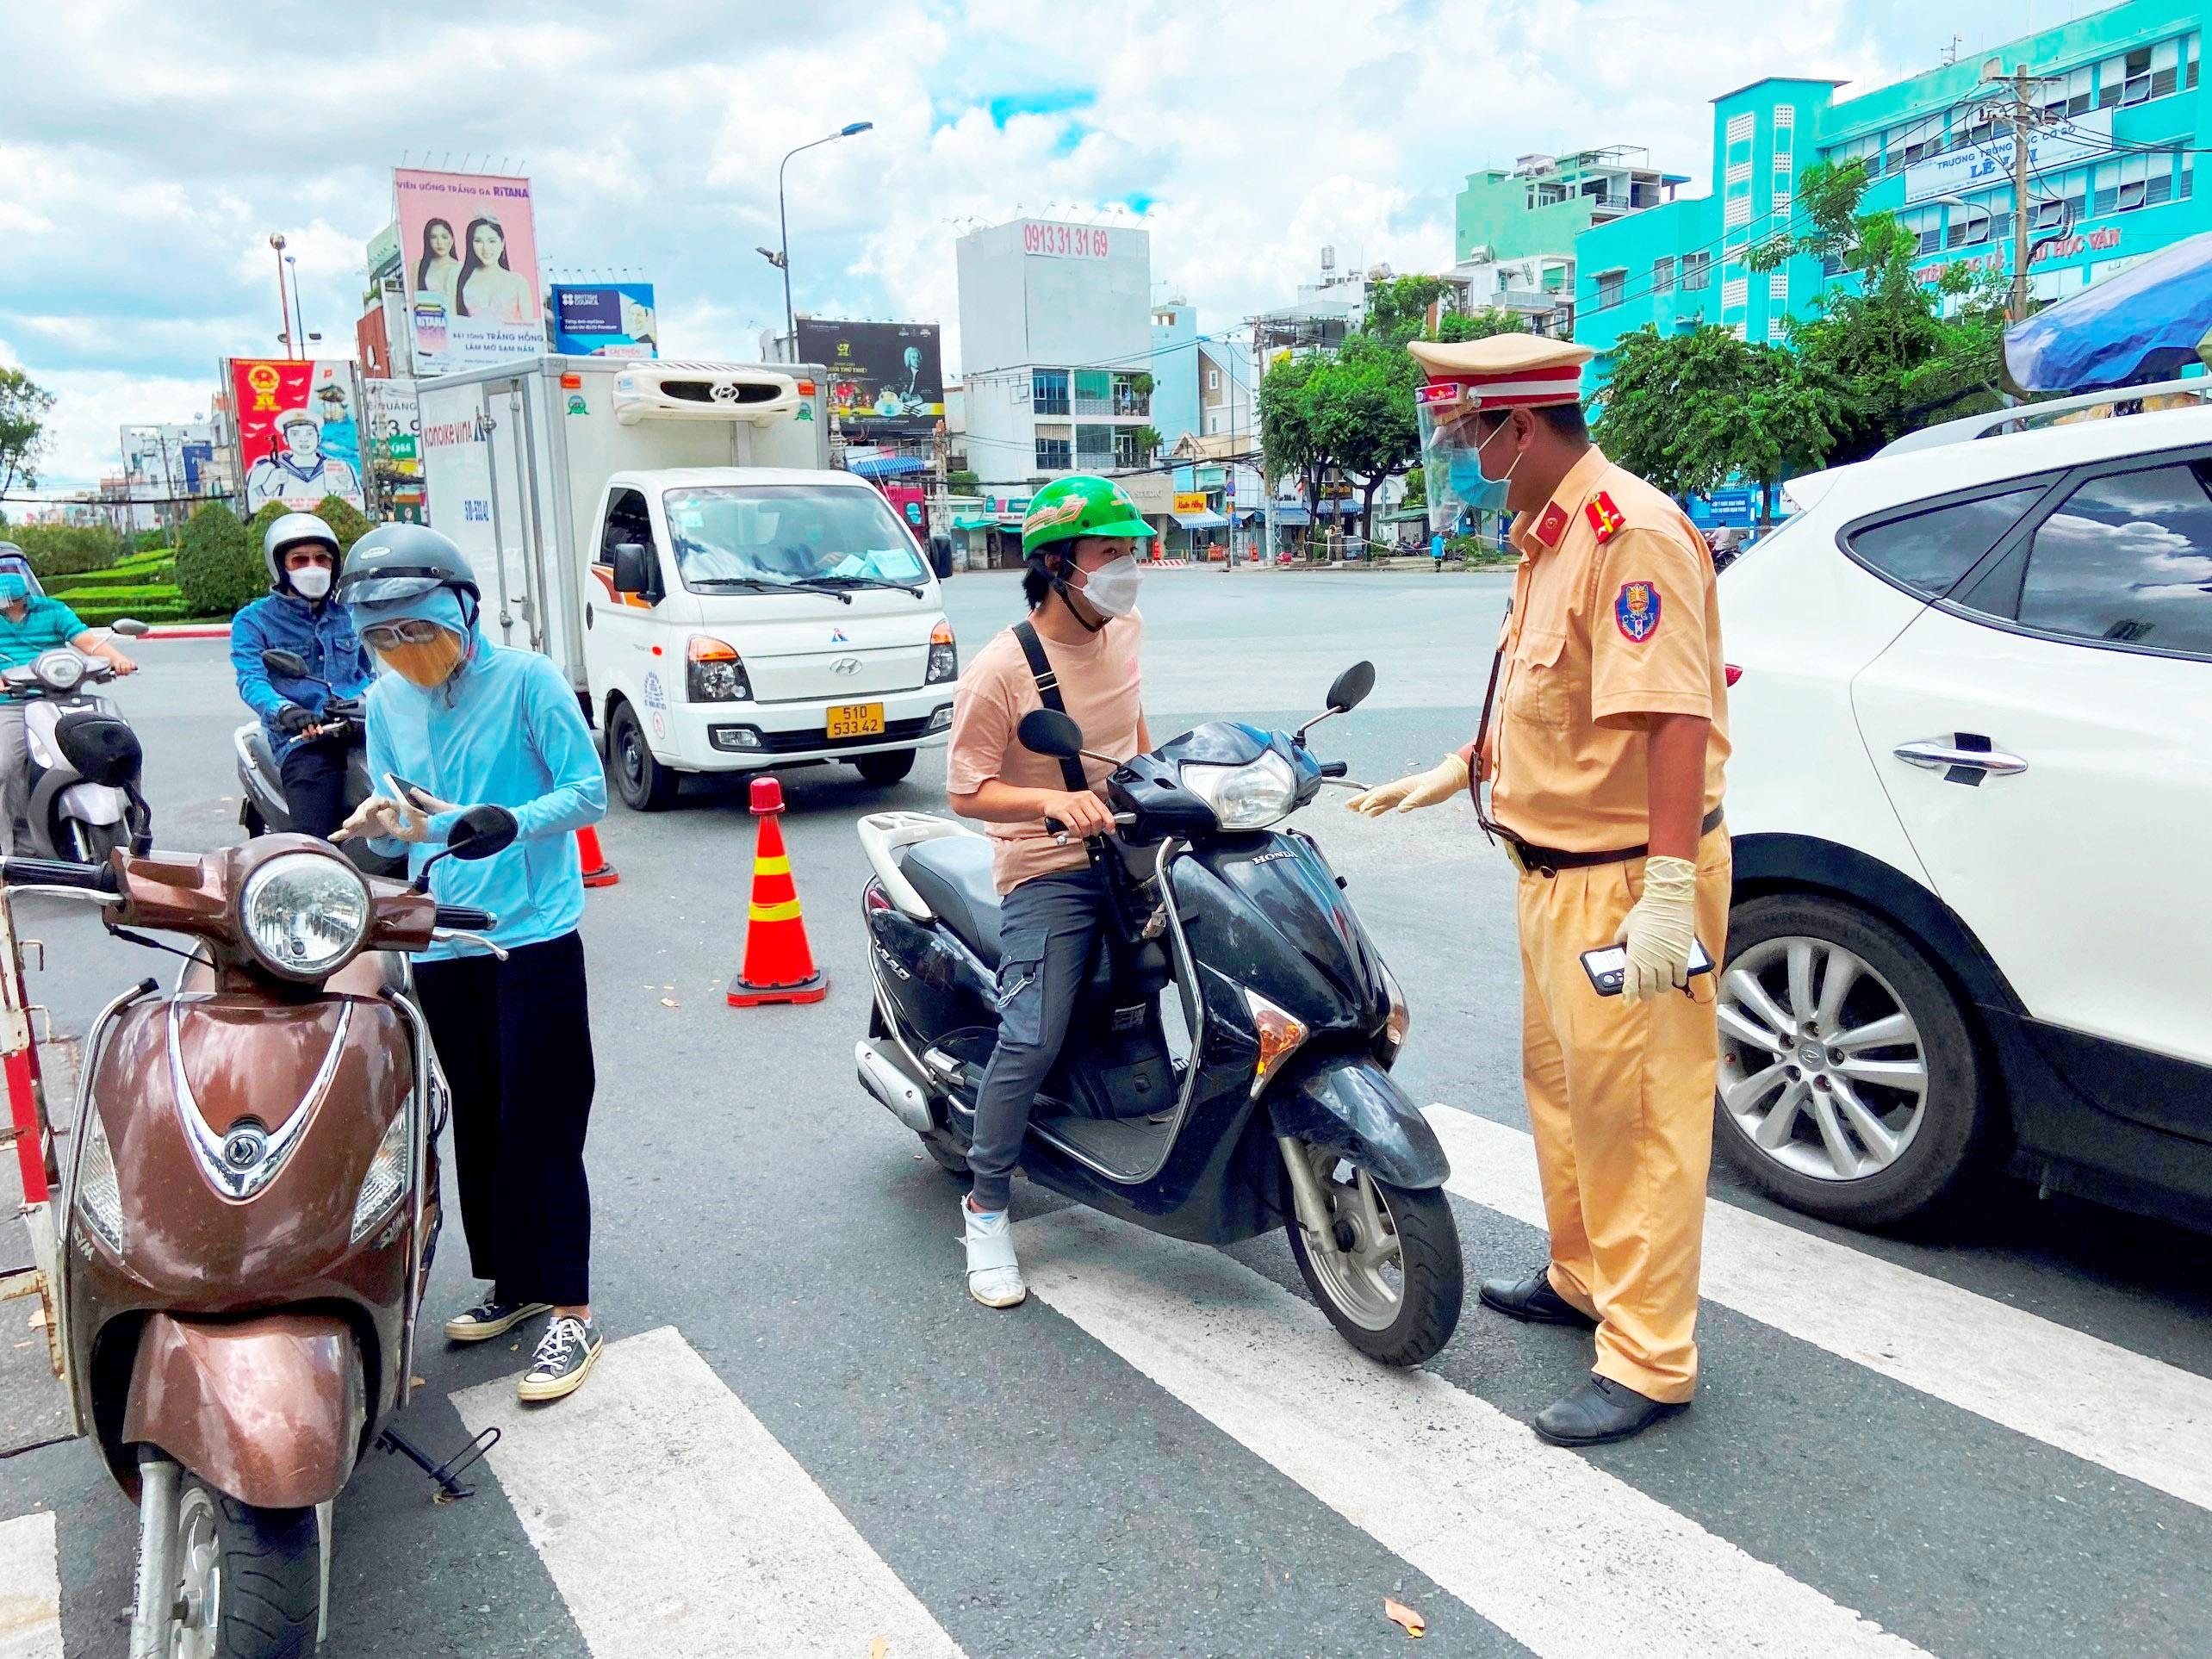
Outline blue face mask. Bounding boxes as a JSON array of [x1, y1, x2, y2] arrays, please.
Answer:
[[1448, 419, 1520, 515], [0, 575, 28, 606]]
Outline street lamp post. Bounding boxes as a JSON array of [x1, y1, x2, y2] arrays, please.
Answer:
[[284, 255, 314, 354], [766, 121, 873, 358], [270, 233, 293, 358]]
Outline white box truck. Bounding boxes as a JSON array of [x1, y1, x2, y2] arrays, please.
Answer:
[[415, 354, 958, 810]]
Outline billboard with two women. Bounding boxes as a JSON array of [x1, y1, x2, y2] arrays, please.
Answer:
[[394, 168, 544, 376]]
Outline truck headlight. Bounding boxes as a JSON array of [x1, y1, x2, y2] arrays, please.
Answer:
[[925, 618, 958, 685], [688, 635, 752, 702], [239, 852, 372, 980], [350, 1109, 410, 1244], [75, 1107, 123, 1255], [1181, 751, 1298, 832]]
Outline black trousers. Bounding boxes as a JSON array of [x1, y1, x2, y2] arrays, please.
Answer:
[[415, 931, 595, 1308], [277, 736, 353, 841]]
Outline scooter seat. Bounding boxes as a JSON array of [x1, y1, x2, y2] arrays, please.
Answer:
[[898, 836, 1003, 967]]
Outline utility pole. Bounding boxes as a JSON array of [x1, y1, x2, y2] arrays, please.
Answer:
[[1999, 61, 2040, 324]]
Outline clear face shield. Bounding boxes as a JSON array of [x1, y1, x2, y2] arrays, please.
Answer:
[[1416, 382, 1517, 537]]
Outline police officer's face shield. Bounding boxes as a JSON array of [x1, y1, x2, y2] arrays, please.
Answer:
[[1416, 383, 1521, 535]]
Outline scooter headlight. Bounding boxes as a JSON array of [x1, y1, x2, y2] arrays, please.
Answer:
[[74, 1107, 123, 1255], [1180, 751, 1299, 832], [351, 1108, 411, 1244], [239, 851, 372, 980], [35, 649, 84, 692]]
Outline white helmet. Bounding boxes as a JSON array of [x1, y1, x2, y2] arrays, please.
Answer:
[[263, 512, 341, 591]]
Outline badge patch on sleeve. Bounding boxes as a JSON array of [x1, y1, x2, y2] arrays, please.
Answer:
[[1614, 581, 1661, 642]]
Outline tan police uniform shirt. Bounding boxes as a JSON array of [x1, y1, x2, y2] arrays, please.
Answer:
[[1479, 446, 1729, 853], [944, 612, 1146, 893]]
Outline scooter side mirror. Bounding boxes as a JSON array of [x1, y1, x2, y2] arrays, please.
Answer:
[[262, 648, 311, 678], [447, 805, 519, 861], [109, 618, 151, 637], [1017, 708, 1084, 761], [53, 709, 142, 789], [410, 805, 519, 892], [1326, 660, 1376, 714]]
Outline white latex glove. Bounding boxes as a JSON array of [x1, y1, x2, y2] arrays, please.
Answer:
[[331, 794, 436, 845], [1614, 854, 1698, 1001], [1345, 752, 1470, 817]]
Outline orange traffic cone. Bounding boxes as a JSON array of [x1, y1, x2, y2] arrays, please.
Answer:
[[576, 823, 619, 888], [726, 776, 827, 1006]]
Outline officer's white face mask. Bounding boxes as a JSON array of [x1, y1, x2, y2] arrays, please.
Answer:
[[1075, 556, 1144, 618], [289, 565, 333, 601]]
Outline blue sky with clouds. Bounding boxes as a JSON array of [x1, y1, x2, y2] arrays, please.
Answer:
[[3, 0, 2099, 491]]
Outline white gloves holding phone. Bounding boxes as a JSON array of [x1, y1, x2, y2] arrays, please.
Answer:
[[331, 786, 458, 847], [1614, 855, 1699, 1001]]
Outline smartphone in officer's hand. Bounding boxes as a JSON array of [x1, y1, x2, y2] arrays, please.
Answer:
[[1581, 938, 1714, 997], [382, 773, 435, 813]]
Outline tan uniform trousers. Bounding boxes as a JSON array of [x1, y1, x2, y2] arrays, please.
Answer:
[[1517, 823, 1731, 1404]]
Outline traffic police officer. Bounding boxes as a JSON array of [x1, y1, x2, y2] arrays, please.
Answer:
[[1347, 334, 1730, 1447]]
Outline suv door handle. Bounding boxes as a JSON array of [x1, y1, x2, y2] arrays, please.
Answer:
[[1893, 737, 2028, 777]]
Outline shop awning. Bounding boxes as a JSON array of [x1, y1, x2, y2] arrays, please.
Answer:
[[1171, 510, 1229, 530], [848, 454, 929, 479], [2004, 231, 2212, 392], [951, 516, 996, 530], [1270, 506, 1312, 526]]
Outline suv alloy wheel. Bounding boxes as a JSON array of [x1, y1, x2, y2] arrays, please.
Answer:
[[1715, 894, 1991, 1225]]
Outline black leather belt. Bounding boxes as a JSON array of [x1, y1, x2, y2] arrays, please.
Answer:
[[1503, 805, 1726, 877]]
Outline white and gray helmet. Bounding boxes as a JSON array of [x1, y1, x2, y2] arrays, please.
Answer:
[[262, 513, 342, 591]]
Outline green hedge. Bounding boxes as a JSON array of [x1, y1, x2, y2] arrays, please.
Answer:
[[73, 598, 189, 626], [175, 504, 260, 617], [49, 563, 176, 594], [4, 523, 128, 579]]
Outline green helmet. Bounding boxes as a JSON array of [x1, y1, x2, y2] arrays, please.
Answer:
[[1020, 475, 1154, 556]]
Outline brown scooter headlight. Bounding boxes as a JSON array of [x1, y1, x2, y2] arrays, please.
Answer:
[[238, 850, 373, 979]]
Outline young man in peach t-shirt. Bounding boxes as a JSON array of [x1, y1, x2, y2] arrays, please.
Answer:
[[941, 476, 1156, 1309]]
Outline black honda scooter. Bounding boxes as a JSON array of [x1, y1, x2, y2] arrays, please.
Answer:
[[856, 663, 1463, 1365], [233, 646, 406, 879]]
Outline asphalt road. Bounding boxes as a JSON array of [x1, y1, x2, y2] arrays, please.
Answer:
[[3, 569, 2209, 1657]]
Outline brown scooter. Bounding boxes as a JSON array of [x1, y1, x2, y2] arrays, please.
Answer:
[[16, 709, 516, 1657]]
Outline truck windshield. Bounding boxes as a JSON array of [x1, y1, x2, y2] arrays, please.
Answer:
[[662, 485, 929, 593]]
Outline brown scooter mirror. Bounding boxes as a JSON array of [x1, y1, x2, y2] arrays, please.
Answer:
[[409, 804, 519, 892]]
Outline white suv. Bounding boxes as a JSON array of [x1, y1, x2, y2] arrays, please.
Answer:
[[1714, 393, 2212, 1231]]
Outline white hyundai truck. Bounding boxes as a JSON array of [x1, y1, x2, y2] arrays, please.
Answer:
[[415, 355, 957, 810]]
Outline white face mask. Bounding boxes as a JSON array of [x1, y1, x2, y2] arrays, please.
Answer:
[[289, 566, 333, 600], [1075, 555, 1143, 618]]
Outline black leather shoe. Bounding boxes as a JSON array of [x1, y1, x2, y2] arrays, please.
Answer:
[[1532, 1374, 1687, 1447], [1477, 1266, 1598, 1328]]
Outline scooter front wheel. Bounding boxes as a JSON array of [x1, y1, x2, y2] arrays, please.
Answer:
[[1283, 1144, 1463, 1367], [167, 1480, 319, 1658]]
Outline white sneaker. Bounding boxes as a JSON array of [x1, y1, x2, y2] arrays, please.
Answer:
[[961, 1198, 1026, 1308]]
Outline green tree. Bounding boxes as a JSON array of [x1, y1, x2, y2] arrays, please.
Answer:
[[0, 369, 55, 502], [314, 494, 376, 555], [1432, 307, 1528, 344], [1591, 324, 1845, 517], [1258, 351, 1333, 544], [1749, 158, 2007, 461], [1309, 335, 1422, 542], [175, 502, 261, 618], [10, 523, 127, 579]]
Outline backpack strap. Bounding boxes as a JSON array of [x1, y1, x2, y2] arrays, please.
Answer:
[[1013, 621, 1090, 794]]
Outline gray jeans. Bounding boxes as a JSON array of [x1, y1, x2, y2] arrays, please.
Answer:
[[0, 703, 28, 853], [967, 865, 1109, 1211]]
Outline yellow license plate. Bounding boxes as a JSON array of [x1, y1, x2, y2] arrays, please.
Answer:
[[826, 701, 885, 740]]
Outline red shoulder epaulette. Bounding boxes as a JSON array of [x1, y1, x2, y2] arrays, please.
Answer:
[[1584, 492, 1625, 544]]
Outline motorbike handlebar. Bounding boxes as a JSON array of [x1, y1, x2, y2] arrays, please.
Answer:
[[1319, 760, 1349, 779], [0, 855, 110, 890], [432, 904, 497, 931]]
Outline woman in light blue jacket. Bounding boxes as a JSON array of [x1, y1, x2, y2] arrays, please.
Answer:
[[333, 525, 610, 1405]]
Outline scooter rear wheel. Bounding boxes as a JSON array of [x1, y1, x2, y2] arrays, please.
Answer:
[[1283, 1146, 1463, 1368], [169, 1480, 319, 1658]]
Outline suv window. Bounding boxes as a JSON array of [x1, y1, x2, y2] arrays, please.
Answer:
[[1844, 486, 2048, 596], [2016, 463, 2212, 658], [600, 488, 654, 561]]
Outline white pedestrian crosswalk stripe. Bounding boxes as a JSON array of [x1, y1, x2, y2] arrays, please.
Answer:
[[0, 1510, 62, 1659], [451, 1326, 966, 1659], [1422, 1103, 2212, 1515], [1020, 1206, 1927, 1659]]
